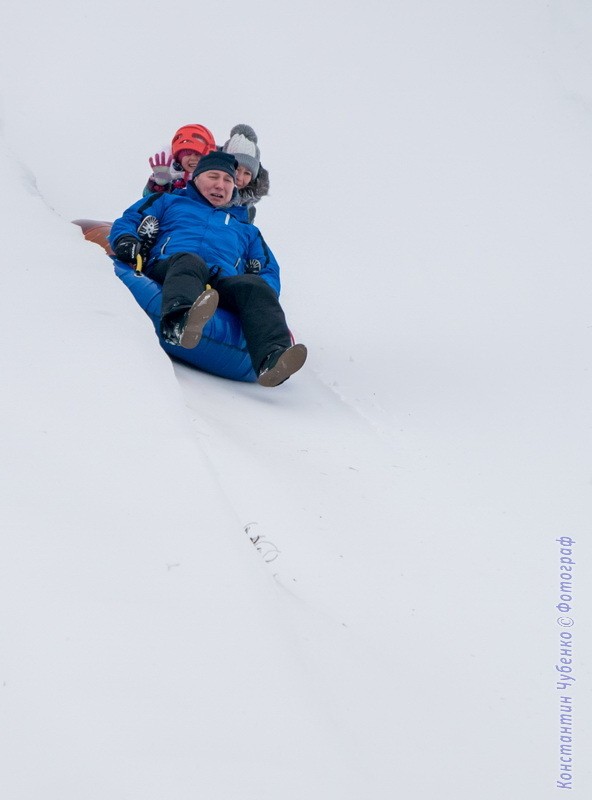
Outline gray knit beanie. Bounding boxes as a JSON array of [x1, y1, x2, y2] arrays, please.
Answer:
[[222, 124, 261, 179]]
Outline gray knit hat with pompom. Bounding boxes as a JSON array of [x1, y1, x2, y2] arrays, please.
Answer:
[[222, 124, 260, 179]]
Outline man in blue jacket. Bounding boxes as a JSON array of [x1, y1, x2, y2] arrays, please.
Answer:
[[110, 151, 306, 387]]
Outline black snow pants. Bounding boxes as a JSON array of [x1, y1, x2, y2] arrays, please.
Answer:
[[145, 252, 292, 373]]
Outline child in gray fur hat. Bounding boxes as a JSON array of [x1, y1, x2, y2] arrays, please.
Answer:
[[222, 124, 270, 222]]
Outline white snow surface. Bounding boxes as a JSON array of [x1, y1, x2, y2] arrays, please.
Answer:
[[1, 1, 592, 798]]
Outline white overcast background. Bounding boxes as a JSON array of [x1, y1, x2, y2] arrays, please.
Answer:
[[1, 1, 591, 798]]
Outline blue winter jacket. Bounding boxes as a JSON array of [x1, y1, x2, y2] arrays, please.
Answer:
[[110, 181, 281, 295]]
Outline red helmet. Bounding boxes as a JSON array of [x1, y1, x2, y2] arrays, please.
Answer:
[[171, 124, 216, 158]]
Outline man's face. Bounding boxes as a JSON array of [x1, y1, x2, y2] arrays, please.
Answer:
[[195, 170, 235, 206]]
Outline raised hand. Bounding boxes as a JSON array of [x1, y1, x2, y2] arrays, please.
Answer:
[[148, 152, 174, 186]]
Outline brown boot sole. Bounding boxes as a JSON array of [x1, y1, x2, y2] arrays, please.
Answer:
[[179, 289, 219, 349], [257, 344, 308, 387]]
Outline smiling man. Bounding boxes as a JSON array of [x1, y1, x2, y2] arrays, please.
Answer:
[[110, 151, 306, 387]]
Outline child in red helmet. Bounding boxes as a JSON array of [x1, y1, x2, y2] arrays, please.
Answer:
[[143, 124, 217, 196]]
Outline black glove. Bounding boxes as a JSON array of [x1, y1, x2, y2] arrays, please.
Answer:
[[245, 258, 261, 274], [114, 235, 140, 263]]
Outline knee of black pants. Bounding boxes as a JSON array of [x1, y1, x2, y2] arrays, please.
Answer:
[[166, 252, 210, 284], [216, 274, 278, 304], [146, 252, 210, 285], [235, 274, 275, 292]]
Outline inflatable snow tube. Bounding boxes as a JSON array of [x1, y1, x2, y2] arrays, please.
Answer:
[[74, 219, 256, 382]]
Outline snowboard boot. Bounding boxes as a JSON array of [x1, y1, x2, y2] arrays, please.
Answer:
[[257, 343, 307, 387], [161, 289, 219, 348]]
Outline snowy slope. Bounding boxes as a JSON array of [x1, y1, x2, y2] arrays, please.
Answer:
[[1, 1, 592, 798]]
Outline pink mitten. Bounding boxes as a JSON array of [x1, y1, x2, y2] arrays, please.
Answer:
[[148, 152, 174, 186]]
